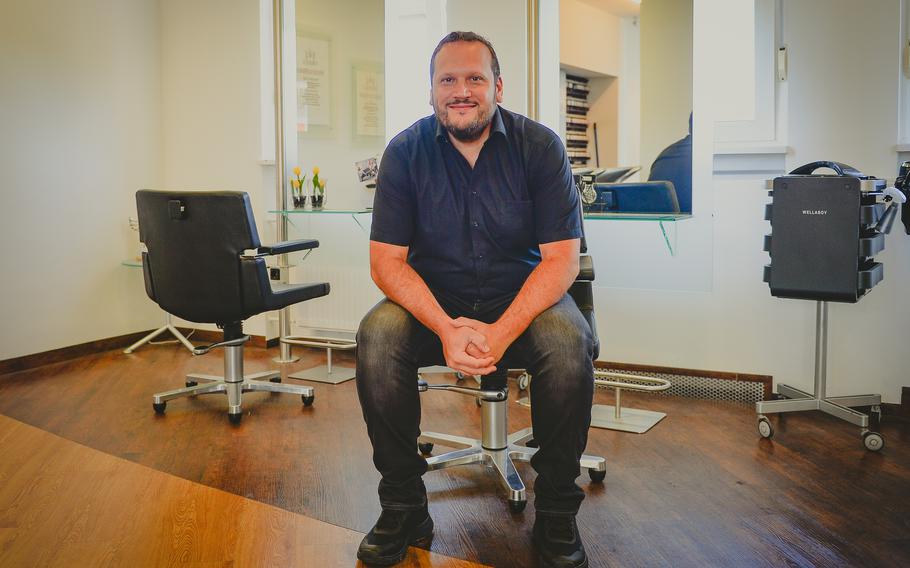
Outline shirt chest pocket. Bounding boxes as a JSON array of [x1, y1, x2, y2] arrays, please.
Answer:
[[490, 199, 535, 249]]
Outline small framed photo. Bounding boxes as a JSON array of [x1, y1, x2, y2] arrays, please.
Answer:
[[355, 156, 379, 184]]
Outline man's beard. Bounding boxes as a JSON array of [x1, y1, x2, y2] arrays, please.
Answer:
[[434, 100, 494, 142]]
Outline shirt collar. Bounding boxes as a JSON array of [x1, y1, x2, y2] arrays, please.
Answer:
[[435, 105, 507, 142]]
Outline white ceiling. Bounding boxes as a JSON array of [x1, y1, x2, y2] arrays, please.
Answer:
[[576, 0, 641, 18]]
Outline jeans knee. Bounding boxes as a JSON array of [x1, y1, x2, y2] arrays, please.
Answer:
[[357, 301, 411, 357], [532, 307, 595, 365], [523, 304, 594, 399]]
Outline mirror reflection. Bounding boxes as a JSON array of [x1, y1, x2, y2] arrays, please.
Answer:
[[560, 0, 693, 214]]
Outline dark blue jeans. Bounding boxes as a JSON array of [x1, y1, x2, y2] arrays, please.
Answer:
[[355, 290, 595, 515]]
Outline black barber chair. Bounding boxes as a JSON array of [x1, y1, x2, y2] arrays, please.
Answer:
[[416, 245, 607, 513], [136, 190, 330, 424]]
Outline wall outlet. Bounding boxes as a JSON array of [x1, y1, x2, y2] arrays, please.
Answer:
[[270, 267, 281, 280]]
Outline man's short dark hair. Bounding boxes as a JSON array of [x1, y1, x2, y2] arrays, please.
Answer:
[[430, 31, 501, 83]]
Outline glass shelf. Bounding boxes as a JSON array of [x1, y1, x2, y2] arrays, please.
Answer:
[[270, 208, 373, 231], [583, 212, 692, 255], [583, 212, 691, 222], [270, 209, 691, 254], [270, 208, 372, 215], [271, 209, 689, 221], [121, 259, 142, 268]]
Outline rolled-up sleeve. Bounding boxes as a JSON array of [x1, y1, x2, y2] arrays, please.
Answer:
[[370, 140, 415, 246]]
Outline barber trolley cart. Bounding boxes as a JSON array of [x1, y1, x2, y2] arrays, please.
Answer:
[[758, 161, 907, 451]]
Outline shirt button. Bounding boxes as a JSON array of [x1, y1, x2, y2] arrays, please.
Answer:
[[472, 221, 479, 228], [472, 191, 477, 196], [478, 254, 484, 259]]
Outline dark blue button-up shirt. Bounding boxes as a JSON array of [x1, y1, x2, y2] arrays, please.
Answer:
[[370, 106, 581, 305]]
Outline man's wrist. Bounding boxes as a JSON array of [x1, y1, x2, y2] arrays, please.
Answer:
[[428, 316, 456, 337], [491, 318, 522, 345]]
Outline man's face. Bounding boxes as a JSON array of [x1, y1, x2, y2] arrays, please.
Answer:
[[430, 41, 503, 142]]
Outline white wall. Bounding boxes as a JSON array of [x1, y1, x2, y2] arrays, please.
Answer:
[[384, 0, 447, 143], [384, 0, 529, 135], [560, 0, 621, 77], [704, 0, 909, 403], [775, 0, 908, 400], [0, 0, 163, 359], [157, 0, 273, 337], [599, 0, 909, 404], [446, 0, 528, 116], [538, 0, 561, 130]]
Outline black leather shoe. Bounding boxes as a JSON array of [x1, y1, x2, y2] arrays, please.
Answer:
[[357, 507, 434, 566], [533, 514, 588, 568]]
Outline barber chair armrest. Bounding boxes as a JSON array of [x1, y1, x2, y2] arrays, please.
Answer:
[[577, 255, 595, 281], [243, 239, 320, 258]]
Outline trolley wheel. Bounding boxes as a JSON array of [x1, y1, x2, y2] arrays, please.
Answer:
[[153, 402, 166, 415], [508, 499, 527, 513], [757, 416, 773, 439], [418, 442, 434, 455], [228, 412, 242, 425], [269, 376, 282, 383], [863, 431, 884, 452], [185, 380, 198, 388], [302, 395, 315, 407], [517, 372, 531, 391], [589, 468, 606, 483]]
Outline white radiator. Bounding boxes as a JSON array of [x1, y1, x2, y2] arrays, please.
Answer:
[[289, 264, 382, 335]]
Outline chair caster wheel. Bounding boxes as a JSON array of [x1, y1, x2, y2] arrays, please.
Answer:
[[863, 431, 884, 452], [517, 372, 530, 391], [228, 412, 242, 425], [153, 402, 166, 414], [508, 500, 527, 513], [185, 380, 198, 388], [418, 442, 434, 455], [589, 468, 606, 483], [302, 395, 315, 407], [757, 416, 773, 439], [269, 377, 282, 383]]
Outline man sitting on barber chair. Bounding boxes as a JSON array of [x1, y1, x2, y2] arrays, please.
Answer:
[[355, 31, 596, 568]]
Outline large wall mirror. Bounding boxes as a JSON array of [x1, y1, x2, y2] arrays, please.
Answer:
[[294, 0, 386, 211], [559, 0, 693, 214]]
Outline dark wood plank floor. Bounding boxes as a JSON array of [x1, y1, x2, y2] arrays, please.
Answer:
[[1, 344, 908, 567]]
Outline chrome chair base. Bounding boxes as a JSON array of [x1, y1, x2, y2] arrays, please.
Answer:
[[418, 393, 607, 512], [152, 344, 314, 423]]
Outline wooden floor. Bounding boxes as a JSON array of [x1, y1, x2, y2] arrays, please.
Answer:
[[1, 343, 908, 567], [0, 414, 480, 567]]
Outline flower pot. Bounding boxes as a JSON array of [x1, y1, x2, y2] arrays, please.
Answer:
[[311, 194, 324, 209]]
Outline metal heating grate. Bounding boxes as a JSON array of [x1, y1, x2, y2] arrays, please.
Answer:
[[595, 366, 768, 404]]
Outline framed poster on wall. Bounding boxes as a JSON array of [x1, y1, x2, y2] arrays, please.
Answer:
[[297, 32, 331, 132], [353, 63, 384, 140]]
